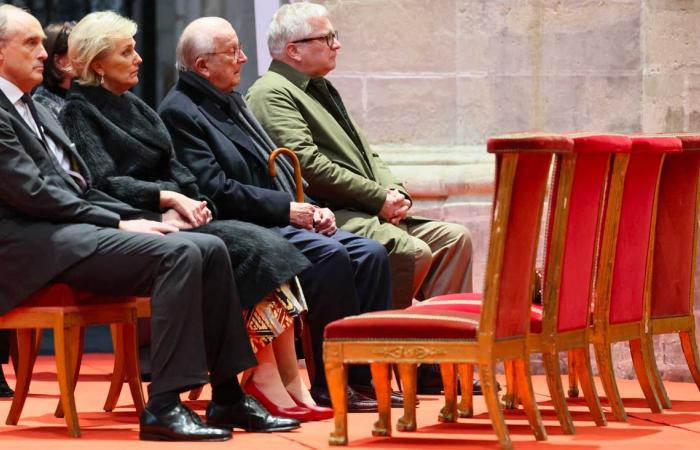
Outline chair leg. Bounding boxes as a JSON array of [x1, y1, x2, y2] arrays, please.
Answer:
[[54, 323, 80, 437], [594, 342, 626, 421], [515, 357, 547, 441], [56, 327, 85, 418], [640, 334, 671, 409], [6, 329, 39, 426], [370, 362, 392, 437], [629, 338, 662, 413], [503, 359, 518, 409], [326, 357, 349, 446], [572, 347, 606, 426], [680, 330, 700, 391], [438, 363, 457, 423], [188, 385, 204, 401], [396, 363, 417, 432], [104, 324, 126, 412], [542, 349, 575, 434], [567, 350, 579, 398], [480, 361, 513, 450], [457, 363, 474, 418], [122, 321, 145, 415]]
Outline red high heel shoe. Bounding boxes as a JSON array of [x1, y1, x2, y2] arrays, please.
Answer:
[[288, 390, 335, 421], [243, 381, 315, 422]]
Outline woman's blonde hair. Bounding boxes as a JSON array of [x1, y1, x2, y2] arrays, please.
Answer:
[[68, 11, 137, 86]]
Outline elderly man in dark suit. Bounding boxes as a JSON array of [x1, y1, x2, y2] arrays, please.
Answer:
[[158, 17, 398, 412], [0, 5, 299, 441]]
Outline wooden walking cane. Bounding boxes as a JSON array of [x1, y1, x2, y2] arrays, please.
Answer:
[[268, 148, 317, 384]]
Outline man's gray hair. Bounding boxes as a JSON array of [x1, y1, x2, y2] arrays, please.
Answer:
[[176, 17, 229, 72], [0, 4, 28, 42], [267, 2, 329, 58]]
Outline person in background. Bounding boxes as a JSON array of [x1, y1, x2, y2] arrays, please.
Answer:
[[32, 21, 74, 120]]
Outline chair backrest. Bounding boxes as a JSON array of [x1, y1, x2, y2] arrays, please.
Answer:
[[599, 136, 682, 326], [542, 135, 631, 334], [484, 134, 573, 342], [651, 134, 700, 319]]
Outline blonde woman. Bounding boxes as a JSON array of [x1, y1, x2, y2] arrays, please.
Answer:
[[61, 11, 330, 424]]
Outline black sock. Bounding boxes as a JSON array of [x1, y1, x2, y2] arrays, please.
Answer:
[[146, 391, 180, 415], [0, 364, 7, 384], [211, 378, 243, 406]]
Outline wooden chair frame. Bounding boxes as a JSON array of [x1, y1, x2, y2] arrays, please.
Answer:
[[644, 135, 700, 407], [324, 140, 569, 449], [0, 284, 144, 437], [591, 139, 678, 421]]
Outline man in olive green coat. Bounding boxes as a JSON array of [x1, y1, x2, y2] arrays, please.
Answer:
[[247, 2, 473, 308]]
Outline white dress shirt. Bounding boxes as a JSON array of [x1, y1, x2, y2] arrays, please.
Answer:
[[0, 75, 72, 174]]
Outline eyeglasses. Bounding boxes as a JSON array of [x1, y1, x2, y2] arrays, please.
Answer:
[[291, 30, 338, 48], [198, 45, 244, 61]]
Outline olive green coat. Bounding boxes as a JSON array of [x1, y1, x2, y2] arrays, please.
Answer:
[[247, 60, 427, 307]]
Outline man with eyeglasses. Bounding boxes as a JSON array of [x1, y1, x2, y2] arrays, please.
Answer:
[[158, 16, 395, 412], [248, 4, 473, 310], [247, 2, 476, 395]]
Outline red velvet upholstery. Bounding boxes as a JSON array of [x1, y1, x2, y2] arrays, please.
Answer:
[[323, 309, 479, 340], [568, 133, 631, 153], [609, 137, 682, 324], [651, 137, 700, 318], [488, 133, 573, 153], [21, 284, 134, 308], [554, 135, 632, 332], [407, 296, 543, 333], [494, 152, 552, 339]]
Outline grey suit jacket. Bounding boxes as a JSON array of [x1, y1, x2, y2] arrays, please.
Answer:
[[0, 90, 153, 314]]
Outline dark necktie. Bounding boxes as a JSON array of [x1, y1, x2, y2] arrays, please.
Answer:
[[21, 93, 88, 190], [20, 93, 47, 142]]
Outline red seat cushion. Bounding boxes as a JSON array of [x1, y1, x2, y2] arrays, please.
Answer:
[[324, 308, 480, 340], [406, 294, 544, 334], [487, 133, 573, 154], [570, 133, 632, 153], [674, 134, 700, 151], [629, 136, 682, 153], [21, 283, 135, 308]]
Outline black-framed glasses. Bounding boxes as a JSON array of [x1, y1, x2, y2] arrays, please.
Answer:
[[198, 44, 244, 61], [292, 30, 338, 48]]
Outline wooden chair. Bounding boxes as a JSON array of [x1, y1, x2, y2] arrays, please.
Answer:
[[322, 133, 573, 449], [408, 134, 632, 434], [0, 284, 144, 437], [591, 135, 682, 421], [103, 297, 150, 411], [643, 133, 700, 408]]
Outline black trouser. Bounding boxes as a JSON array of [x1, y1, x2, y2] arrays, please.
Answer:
[[54, 229, 256, 397], [280, 227, 392, 388], [0, 330, 8, 364]]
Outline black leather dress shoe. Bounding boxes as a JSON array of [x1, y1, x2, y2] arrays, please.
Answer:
[[206, 395, 300, 432], [310, 385, 377, 413], [139, 403, 231, 441], [0, 366, 13, 398], [351, 384, 411, 407]]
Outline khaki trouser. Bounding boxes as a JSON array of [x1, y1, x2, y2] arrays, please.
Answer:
[[337, 210, 473, 308]]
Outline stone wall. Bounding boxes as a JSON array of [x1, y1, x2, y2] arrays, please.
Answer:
[[319, 0, 700, 381]]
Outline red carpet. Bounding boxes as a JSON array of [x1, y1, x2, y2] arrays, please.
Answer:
[[1, 354, 700, 449]]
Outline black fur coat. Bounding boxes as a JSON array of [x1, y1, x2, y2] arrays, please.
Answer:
[[60, 84, 310, 308]]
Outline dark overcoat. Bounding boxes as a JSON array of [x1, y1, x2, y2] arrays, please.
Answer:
[[59, 85, 309, 308]]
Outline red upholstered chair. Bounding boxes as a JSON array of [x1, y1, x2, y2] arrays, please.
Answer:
[[644, 134, 700, 407], [0, 284, 144, 437], [409, 134, 631, 434], [322, 133, 572, 449], [591, 135, 682, 421]]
